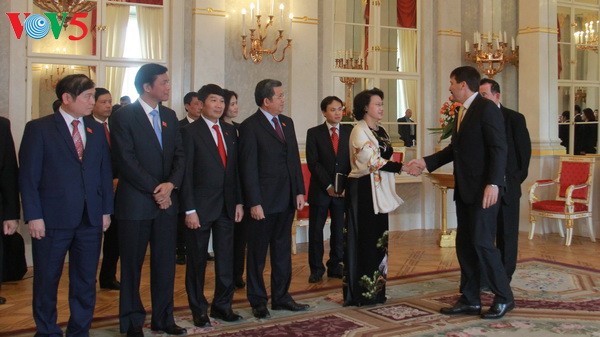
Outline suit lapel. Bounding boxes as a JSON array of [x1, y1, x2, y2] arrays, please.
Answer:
[[81, 120, 96, 162], [197, 118, 225, 168], [53, 112, 80, 161], [257, 110, 284, 143], [320, 123, 336, 157], [133, 102, 163, 152]]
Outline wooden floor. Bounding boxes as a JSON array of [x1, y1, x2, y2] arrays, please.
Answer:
[[1, 229, 599, 334]]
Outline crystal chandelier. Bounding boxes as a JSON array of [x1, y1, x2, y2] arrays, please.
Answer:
[[574, 20, 599, 52], [464, 31, 519, 79], [33, 0, 96, 29]]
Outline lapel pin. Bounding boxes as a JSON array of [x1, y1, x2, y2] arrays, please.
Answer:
[[86, 127, 93, 134], [282, 122, 287, 127], [162, 121, 167, 127]]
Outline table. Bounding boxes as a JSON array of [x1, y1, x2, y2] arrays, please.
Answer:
[[425, 172, 456, 247]]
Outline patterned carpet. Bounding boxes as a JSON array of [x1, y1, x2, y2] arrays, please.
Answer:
[[24, 259, 600, 336]]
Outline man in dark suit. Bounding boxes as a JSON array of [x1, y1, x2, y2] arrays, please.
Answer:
[[87, 87, 121, 291], [180, 84, 244, 327], [176, 91, 202, 265], [239, 79, 309, 319], [0, 117, 20, 305], [479, 79, 531, 282], [397, 108, 416, 147], [19, 74, 113, 336], [111, 63, 186, 337], [305, 96, 351, 283], [409, 66, 512, 319]]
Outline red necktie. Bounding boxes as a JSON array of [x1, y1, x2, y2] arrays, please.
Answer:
[[331, 127, 339, 155], [272, 117, 285, 142], [103, 122, 111, 147], [212, 124, 227, 167], [71, 120, 84, 161]]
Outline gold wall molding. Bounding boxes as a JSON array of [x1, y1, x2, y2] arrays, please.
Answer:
[[193, 7, 227, 17], [438, 29, 461, 37], [518, 26, 558, 35], [292, 16, 318, 25]]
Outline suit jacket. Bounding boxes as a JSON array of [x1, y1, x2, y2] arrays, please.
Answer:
[[110, 101, 185, 220], [179, 117, 191, 127], [305, 123, 352, 206], [19, 112, 113, 228], [239, 110, 304, 214], [501, 105, 531, 204], [397, 116, 415, 147], [424, 94, 507, 204], [0, 117, 20, 221], [180, 119, 241, 222]]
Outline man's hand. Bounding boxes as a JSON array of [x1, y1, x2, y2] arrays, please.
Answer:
[[3, 220, 18, 235], [102, 214, 111, 232], [29, 219, 46, 240], [482, 184, 499, 209], [404, 158, 426, 176], [112, 178, 119, 193], [296, 194, 305, 210], [157, 196, 172, 210], [250, 205, 265, 220], [326, 186, 338, 198], [234, 204, 244, 222], [153, 182, 175, 204], [185, 212, 201, 229]]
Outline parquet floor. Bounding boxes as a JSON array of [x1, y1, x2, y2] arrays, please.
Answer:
[[1, 229, 599, 334]]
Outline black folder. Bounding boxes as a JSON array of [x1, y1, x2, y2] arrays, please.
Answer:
[[334, 173, 347, 194]]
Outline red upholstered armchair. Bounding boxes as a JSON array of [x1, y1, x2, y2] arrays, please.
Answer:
[[528, 156, 595, 246], [291, 162, 311, 254]]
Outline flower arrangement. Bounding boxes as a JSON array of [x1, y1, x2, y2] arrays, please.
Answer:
[[428, 96, 462, 142]]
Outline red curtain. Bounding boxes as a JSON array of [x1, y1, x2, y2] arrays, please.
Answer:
[[397, 0, 416, 28]]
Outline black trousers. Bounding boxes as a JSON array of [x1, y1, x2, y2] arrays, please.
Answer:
[[308, 197, 345, 275], [246, 209, 295, 307], [99, 215, 119, 283], [455, 197, 513, 305], [497, 197, 520, 281], [118, 212, 177, 333], [233, 216, 248, 281]]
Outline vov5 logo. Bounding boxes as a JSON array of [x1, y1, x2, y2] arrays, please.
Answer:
[[6, 12, 89, 41]]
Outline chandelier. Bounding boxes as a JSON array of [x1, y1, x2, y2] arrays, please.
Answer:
[[33, 0, 96, 29], [464, 31, 519, 79], [574, 20, 599, 52], [240, 1, 292, 63], [334, 50, 365, 120]]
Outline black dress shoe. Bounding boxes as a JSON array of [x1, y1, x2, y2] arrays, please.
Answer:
[[252, 304, 271, 319], [308, 273, 323, 283], [151, 324, 187, 335], [175, 254, 186, 265], [193, 312, 211, 327], [481, 301, 515, 319], [272, 300, 310, 311], [210, 308, 243, 322], [0, 297, 6, 305], [100, 279, 121, 290], [126, 326, 144, 337], [235, 277, 246, 289], [439, 302, 481, 315]]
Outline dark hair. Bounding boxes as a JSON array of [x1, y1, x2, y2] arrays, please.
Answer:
[[575, 104, 581, 114], [583, 108, 596, 121], [134, 63, 168, 95], [223, 89, 238, 111], [450, 66, 481, 93], [183, 91, 199, 106], [197, 84, 224, 102], [112, 104, 122, 114], [94, 87, 111, 101], [55, 74, 95, 102], [320, 96, 343, 112], [254, 79, 282, 106], [120, 96, 131, 103], [52, 99, 61, 112], [353, 88, 384, 120], [562, 110, 570, 120], [479, 78, 501, 94]]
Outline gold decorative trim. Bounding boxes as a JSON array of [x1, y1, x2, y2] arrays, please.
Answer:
[[518, 26, 558, 35], [292, 16, 318, 25], [193, 7, 227, 17], [531, 148, 567, 156], [438, 29, 461, 37]]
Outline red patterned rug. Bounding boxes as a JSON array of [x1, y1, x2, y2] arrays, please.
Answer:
[[11, 259, 600, 336]]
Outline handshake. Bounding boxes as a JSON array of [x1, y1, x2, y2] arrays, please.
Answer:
[[401, 158, 426, 176]]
